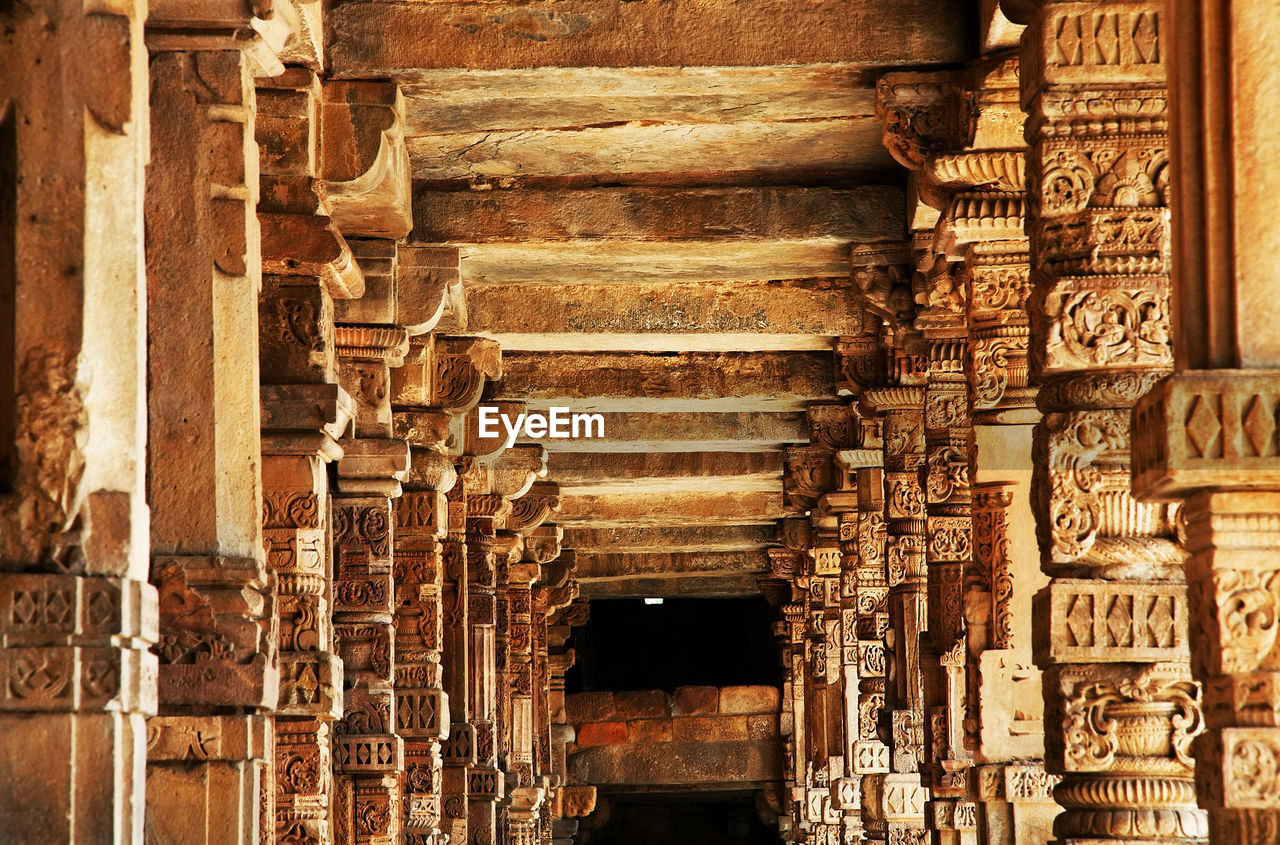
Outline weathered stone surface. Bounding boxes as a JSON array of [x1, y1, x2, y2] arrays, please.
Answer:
[[628, 719, 674, 744], [563, 525, 777, 553], [613, 691, 669, 720], [565, 692, 617, 724], [578, 573, 765, 599], [575, 721, 629, 747], [718, 686, 782, 716], [568, 739, 782, 786], [399, 65, 878, 135], [673, 687, 721, 717], [493, 351, 835, 412], [463, 279, 873, 352], [549, 452, 782, 495], [557, 491, 786, 527], [416, 186, 901, 242], [514, 411, 806, 452], [574, 550, 769, 580], [330, 1, 969, 72], [673, 715, 749, 742]]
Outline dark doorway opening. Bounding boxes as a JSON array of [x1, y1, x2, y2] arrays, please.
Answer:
[[565, 596, 781, 694], [583, 793, 781, 845]]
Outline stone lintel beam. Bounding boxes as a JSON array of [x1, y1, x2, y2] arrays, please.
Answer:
[[491, 352, 835, 413], [563, 525, 778, 553], [328, 0, 969, 72], [574, 550, 770, 580], [409, 119, 890, 185], [557, 491, 786, 528], [454, 240, 855, 287], [515, 412, 807, 452], [579, 574, 766, 599], [567, 739, 782, 786], [414, 185, 903, 243], [549, 452, 782, 496], [398, 65, 878, 135], [460, 279, 869, 353]]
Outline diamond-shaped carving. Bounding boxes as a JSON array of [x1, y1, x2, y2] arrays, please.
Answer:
[[1105, 595, 1133, 647], [1146, 595, 1175, 647], [1065, 594, 1093, 646], [1242, 396, 1275, 457], [1185, 395, 1221, 457]]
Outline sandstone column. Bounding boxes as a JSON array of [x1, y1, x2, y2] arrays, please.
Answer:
[[393, 450, 454, 845], [1005, 1, 1207, 842], [256, 65, 361, 845], [0, 3, 157, 840], [144, 13, 287, 841], [877, 54, 1061, 845], [1130, 0, 1280, 840]]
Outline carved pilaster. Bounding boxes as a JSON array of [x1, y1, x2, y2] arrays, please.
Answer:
[[1016, 2, 1205, 842], [143, 25, 282, 842]]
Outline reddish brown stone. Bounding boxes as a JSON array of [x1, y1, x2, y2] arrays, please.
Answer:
[[575, 721, 629, 747], [565, 692, 617, 723], [673, 716, 749, 742], [672, 686, 720, 716], [614, 690, 670, 719], [718, 685, 781, 715], [627, 719, 674, 744]]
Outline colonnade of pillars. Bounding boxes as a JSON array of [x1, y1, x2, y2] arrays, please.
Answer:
[[0, 4, 592, 844], [775, 2, 1280, 844], [4, 2, 1280, 845]]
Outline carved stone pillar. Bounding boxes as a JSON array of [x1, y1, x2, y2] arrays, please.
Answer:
[[0, 2, 158, 839], [441, 487, 473, 845], [256, 64, 362, 845], [390, 336, 505, 845], [331, 324, 410, 845], [394, 451, 454, 845], [465, 509, 506, 845], [1007, 1, 1207, 842], [144, 26, 280, 842], [862, 378, 930, 845], [1129, 1, 1280, 840]]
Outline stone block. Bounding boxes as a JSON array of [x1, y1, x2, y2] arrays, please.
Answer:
[[627, 718, 673, 743], [747, 713, 779, 739], [575, 721, 628, 747], [673, 685, 720, 715], [565, 691, 617, 723], [719, 685, 781, 714], [673, 715, 749, 742], [614, 689, 669, 719]]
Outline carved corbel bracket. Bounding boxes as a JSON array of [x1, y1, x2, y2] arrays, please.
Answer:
[[785, 447, 838, 513], [509, 483, 562, 536], [392, 336, 503, 416], [486, 446, 548, 498], [320, 81, 412, 239], [146, 0, 306, 77], [875, 73, 975, 171], [337, 243, 459, 336], [807, 403, 857, 452], [851, 243, 916, 334], [522, 523, 564, 565]]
